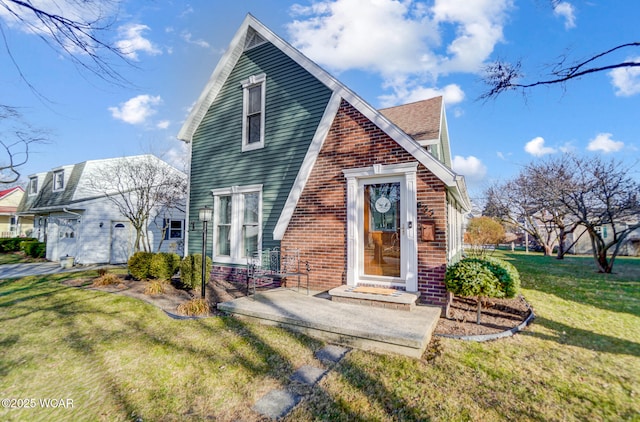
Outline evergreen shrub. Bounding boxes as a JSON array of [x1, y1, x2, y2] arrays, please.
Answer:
[[179, 254, 212, 291], [128, 251, 154, 280]]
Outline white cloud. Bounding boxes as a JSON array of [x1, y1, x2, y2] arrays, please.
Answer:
[[609, 57, 640, 97], [287, 0, 511, 104], [452, 155, 487, 184], [181, 31, 211, 48], [553, 2, 576, 29], [157, 120, 170, 130], [109, 95, 162, 125], [115, 24, 162, 60], [525, 136, 557, 157], [378, 83, 464, 107], [587, 133, 624, 153]]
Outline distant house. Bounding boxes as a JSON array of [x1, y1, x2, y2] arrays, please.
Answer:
[[179, 15, 470, 308], [0, 186, 33, 238], [18, 155, 186, 264], [567, 220, 640, 257]]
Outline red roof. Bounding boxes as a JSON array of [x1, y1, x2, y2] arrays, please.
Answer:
[[0, 186, 24, 200]]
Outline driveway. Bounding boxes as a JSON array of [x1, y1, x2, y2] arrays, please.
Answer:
[[0, 262, 118, 279]]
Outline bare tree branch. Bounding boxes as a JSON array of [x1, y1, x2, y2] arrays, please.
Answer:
[[480, 42, 640, 100]]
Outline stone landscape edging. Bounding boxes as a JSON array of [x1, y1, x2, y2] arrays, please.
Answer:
[[436, 299, 536, 342]]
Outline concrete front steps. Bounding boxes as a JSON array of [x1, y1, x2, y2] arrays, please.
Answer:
[[217, 288, 441, 358]]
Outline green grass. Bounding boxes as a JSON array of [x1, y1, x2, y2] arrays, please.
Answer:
[[1, 253, 639, 421], [0, 252, 47, 265]]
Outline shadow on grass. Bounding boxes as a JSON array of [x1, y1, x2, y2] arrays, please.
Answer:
[[522, 316, 640, 357], [502, 253, 640, 318]]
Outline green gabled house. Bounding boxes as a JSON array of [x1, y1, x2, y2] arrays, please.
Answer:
[[179, 14, 470, 308]]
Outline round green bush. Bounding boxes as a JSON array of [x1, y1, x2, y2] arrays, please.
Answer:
[[128, 251, 154, 280], [484, 256, 521, 298], [179, 254, 212, 291], [149, 252, 181, 280], [444, 258, 504, 298], [445, 257, 521, 299]]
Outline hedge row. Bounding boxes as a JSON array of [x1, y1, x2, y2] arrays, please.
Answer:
[[0, 237, 45, 258], [127, 252, 181, 281], [0, 237, 37, 253], [127, 252, 212, 293]]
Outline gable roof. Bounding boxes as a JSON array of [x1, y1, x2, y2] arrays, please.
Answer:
[[0, 186, 24, 200], [179, 14, 471, 238]]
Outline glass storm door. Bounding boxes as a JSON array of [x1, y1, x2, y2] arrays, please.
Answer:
[[362, 180, 403, 280]]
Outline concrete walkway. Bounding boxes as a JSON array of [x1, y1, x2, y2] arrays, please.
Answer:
[[0, 262, 121, 279], [218, 288, 441, 358]]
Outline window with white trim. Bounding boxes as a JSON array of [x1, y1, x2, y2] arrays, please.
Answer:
[[212, 185, 262, 263], [164, 219, 184, 240], [53, 170, 64, 191], [28, 177, 38, 195], [241, 74, 266, 151]]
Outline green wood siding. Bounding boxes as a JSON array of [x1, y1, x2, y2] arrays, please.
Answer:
[[188, 41, 333, 258]]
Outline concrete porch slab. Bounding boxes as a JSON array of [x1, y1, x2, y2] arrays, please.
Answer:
[[217, 288, 441, 358]]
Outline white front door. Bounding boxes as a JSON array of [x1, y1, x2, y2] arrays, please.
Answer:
[[56, 218, 78, 260], [110, 222, 132, 264], [344, 163, 418, 291]]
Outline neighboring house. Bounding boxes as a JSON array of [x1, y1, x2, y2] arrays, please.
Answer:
[[18, 155, 186, 264], [566, 220, 640, 257], [179, 15, 470, 308], [0, 186, 33, 238]]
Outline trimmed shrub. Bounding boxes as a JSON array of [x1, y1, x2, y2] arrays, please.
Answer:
[[445, 257, 521, 323], [179, 254, 212, 292], [149, 252, 181, 280], [484, 256, 520, 298], [128, 251, 154, 280], [0, 237, 37, 253], [21, 241, 46, 258], [445, 259, 504, 299]]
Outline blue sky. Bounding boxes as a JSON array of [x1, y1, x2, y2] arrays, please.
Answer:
[[1, 0, 638, 203]]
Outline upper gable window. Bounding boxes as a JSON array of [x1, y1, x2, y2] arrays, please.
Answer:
[[241, 74, 266, 151], [28, 177, 38, 195], [53, 170, 65, 191]]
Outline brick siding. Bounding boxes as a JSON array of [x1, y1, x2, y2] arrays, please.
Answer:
[[282, 100, 450, 307]]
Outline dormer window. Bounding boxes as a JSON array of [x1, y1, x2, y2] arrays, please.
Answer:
[[241, 73, 266, 151], [28, 177, 38, 195], [53, 170, 64, 191]]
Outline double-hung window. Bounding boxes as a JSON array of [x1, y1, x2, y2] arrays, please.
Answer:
[[53, 170, 64, 191], [164, 219, 184, 240], [212, 185, 262, 264], [28, 177, 38, 195], [241, 74, 266, 151]]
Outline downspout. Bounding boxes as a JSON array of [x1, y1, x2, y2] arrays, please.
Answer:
[[62, 208, 82, 263]]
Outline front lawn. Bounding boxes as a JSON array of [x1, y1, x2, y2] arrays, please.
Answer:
[[1, 254, 638, 420]]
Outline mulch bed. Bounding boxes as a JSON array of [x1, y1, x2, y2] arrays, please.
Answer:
[[64, 273, 532, 336], [434, 295, 533, 337]]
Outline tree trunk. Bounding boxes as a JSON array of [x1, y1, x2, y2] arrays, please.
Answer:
[[476, 296, 483, 324]]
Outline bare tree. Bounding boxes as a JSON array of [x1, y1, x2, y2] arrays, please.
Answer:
[[0, 105, 47, 184], [557, 156, 640, 273], [484, 175, 561, 256], [85, 155, 187, 253]]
